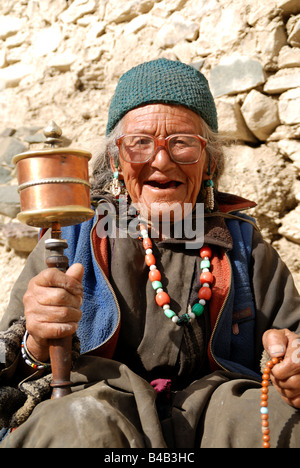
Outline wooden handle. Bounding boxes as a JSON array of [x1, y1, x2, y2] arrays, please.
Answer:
[[45, 227, 73, 399]]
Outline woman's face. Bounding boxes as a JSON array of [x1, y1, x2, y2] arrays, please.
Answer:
[[113, 104, 212, 221]]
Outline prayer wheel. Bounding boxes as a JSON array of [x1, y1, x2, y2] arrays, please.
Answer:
[[13, 121, 94, 228], [13, 121, 95, 398]]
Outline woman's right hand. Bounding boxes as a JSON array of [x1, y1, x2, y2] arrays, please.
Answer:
[[23, 263, 84, 362]]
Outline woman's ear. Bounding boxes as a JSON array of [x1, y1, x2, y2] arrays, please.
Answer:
[[202, 153, 216, 181], [109, 156, 124, 180]]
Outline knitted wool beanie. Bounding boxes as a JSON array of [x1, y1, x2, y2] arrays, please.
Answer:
[[106, 58, 218, 135]]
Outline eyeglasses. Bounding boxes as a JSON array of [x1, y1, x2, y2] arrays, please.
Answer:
[[116, 134, 207, 165]]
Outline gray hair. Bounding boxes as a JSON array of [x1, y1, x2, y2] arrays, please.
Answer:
[[91, 116, 225, 197]]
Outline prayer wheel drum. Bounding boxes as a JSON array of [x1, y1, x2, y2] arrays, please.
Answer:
[[13, 148, 94, 228]]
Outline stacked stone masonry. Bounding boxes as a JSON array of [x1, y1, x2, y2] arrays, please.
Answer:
[[0, 0, 299, 317]]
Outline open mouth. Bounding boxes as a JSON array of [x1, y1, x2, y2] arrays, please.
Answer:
[[145, 180, 182, 190]]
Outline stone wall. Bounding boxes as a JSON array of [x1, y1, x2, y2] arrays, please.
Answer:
[[0, 0, 299, 318]]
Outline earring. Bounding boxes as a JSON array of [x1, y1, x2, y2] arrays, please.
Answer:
[[110, 159, 122, 197], [110, 159, 128, 200], [204, 156, 214, 212]]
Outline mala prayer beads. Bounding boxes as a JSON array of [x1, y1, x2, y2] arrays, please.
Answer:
[[261, 357, 282, 448], [139, 223, 213, 325]]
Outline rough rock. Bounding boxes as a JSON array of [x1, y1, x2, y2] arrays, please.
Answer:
[[0, 186, 21, 219], [155, 13, 199, 48], [0, 63, 35, 89], [278, 87, 300, 125], [278, 205, 300, 244], [0, 222, 38, 253], [0, 16, 24, 40], [287, 16, 300, 47], [277, 0, 300, 15], [264, 68, 300, 93], [216, 98, 257, 143], [241, 90, 280, 141], [278, 46, 300, 68], [209, 55, 266, 98]]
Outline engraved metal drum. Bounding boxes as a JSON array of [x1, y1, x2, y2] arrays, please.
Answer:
[[13, 148, 95, 227]]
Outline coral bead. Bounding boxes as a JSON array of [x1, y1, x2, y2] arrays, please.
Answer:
[[149, 269, 161, 282], [145, 254, 155, 266], [156, 291, 170, 307], [200, 246, 212, 259], [200, 271, 214, 285], [143, 237, 152, 250], [198, 287, 212, 301]]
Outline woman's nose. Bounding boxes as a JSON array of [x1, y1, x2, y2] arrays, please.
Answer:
[[149, 146, 176, 170]]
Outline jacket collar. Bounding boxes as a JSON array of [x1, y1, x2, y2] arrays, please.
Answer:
[[215, 191, 257, 213], [203, 191, 256, 251]]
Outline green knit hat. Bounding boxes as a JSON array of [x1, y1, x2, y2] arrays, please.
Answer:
[[106, 58, 218, 135]]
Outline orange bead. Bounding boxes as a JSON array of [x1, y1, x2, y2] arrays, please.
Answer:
[[200, 271, 214, 284], [263, 442, 270, 448], [262, 428, 270, 435], [272, 357, 279, 365], [261, 394, 268, 401], [266, 361, 273, 368], [145, 254, 155, 266], [261, 387, 268, 394], [262, 380, 270, 387], [261, 414, 268, 420], [155, 291, 170, 307], [263, 367, 271, 374], [262, 420, 269, 427], [143, 237, 152, 250], [200, 246, 212, 259], [198, 287, 212, 300], [262, 373, 270, 381], [263, 435, 270, 442], [261, 401, 268, 407], [149, 269, 161, 282]]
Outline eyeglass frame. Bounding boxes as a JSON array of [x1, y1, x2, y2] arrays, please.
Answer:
[[115, 133, 208, 165]]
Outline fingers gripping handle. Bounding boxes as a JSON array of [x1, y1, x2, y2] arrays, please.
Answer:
[[45, 234, 73, 399]]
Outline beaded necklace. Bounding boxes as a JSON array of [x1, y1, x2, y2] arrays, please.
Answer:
[[139, 222, 213, 325]]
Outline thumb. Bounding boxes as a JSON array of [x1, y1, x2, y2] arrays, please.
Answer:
[[263, 329, 287, 358], [66, 263, 84, 284]]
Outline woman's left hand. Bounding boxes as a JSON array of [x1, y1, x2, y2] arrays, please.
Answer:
[[263, 329, 300, 408]]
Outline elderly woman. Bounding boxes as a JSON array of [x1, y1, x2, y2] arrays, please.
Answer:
[[0, 58, 300, 448]]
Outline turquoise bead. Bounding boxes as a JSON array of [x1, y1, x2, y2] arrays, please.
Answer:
[[192, 303, 204, 316], [152, 280, 163, 290], [164, 309, 176, 319], [200, 259, 210, 269], [260, 407, 268, 414]]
